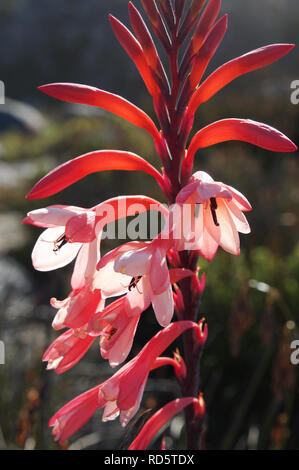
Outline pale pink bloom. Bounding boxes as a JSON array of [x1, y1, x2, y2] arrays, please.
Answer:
[[94, 238, 175, 327], [24, 196, 168, 289], [43, 326, 95, 374], [51, 284, 104, 331], [175, 171, 252, 261], [88, 267, 192, 367], [23, 205, 97, 272], [88, 296, 141, 368], [49, 321, 199, 442]]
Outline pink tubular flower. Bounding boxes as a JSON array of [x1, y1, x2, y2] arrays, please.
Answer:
[[24, 195, 167, 277], [49, 320, 199, 442], [88, 268, 193, 367], [43, 326, 95, 374], [128, 395, 205, 450], [50, 285, 104, 331], [23, 205, 95, 272], [88, 295, 141, 368], [95, 238, 175, 327], [176, 171, 252, 261]]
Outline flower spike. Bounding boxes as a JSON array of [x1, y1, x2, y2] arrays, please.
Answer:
[[25, 0, 296, 450]]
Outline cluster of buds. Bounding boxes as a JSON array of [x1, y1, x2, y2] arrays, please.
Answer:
[[25, 0, 296, 450]]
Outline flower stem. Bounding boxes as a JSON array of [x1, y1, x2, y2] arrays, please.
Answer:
[[178, 252, 205, 449]]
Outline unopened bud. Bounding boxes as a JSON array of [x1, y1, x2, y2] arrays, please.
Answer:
[[194, 318, 208, 348], [194, 392, 205, 419], [172, 348, 187, 381]]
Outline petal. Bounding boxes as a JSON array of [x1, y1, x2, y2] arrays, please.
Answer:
[[71, 238, 100, 290], [24, 205, 85, 228], [102, 401, 120, 422], [49, 386, 100, 443], [32, 227, 81, 272], [119, 381, 146, 428], [151, 284, 174, 327], [103, 314, 140, 367], [225, 200, 251, 234], [198, 206, 220, 261], [224, 184, 252, 211], [196, 181, 223, 202], [125, 276, 152, 316], [93, 260, 131, 298], [176, 181, 200, 204], [115, 246, 152, 276], [149, 245, 169, 295], [65, 211, 96, 243], [217, 200, 240, 255]]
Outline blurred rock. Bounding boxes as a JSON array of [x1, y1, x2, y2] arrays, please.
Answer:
[[0, 213, 28, 254], [0, 98, 46, 134]]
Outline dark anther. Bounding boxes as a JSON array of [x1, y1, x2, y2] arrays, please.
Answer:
[[106, 327, 117, 340], [53, 234, 68, 252], [128, 276, 142, 291], [210, 198, 220, 227]]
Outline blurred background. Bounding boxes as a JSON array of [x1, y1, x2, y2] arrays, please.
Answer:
[[0, 0, 299, 450]]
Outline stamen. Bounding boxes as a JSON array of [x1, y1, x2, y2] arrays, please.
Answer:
[[106, 327, 117, 341], [128, 276, 142, 291], [210, 198, 220, 227], [53, 234, 68, 252]]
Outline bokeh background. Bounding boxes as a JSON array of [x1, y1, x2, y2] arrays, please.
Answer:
[[0, 0, 299, 450]]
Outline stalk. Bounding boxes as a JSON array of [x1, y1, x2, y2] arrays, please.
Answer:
[[160, 3, 206, 450]]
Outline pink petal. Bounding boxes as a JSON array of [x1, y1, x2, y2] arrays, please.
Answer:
[[32, 227, 82, 272], [151, 284, 174, 327], [225, 200, 251, 234], [65, 211, 96, 243], [197, 206, 219, 261], [71, 239, 100, 290], [217, 200, 240, 255], [224, 184, 252, 211], [49, 386, 99, 443], [149, 245, 169, 295], [102, 314, 140, 367], [114, 245, 152, 276], [93, 259, 131, 298], [24, 205, 85, 228], [196, 181, 223, 202]]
